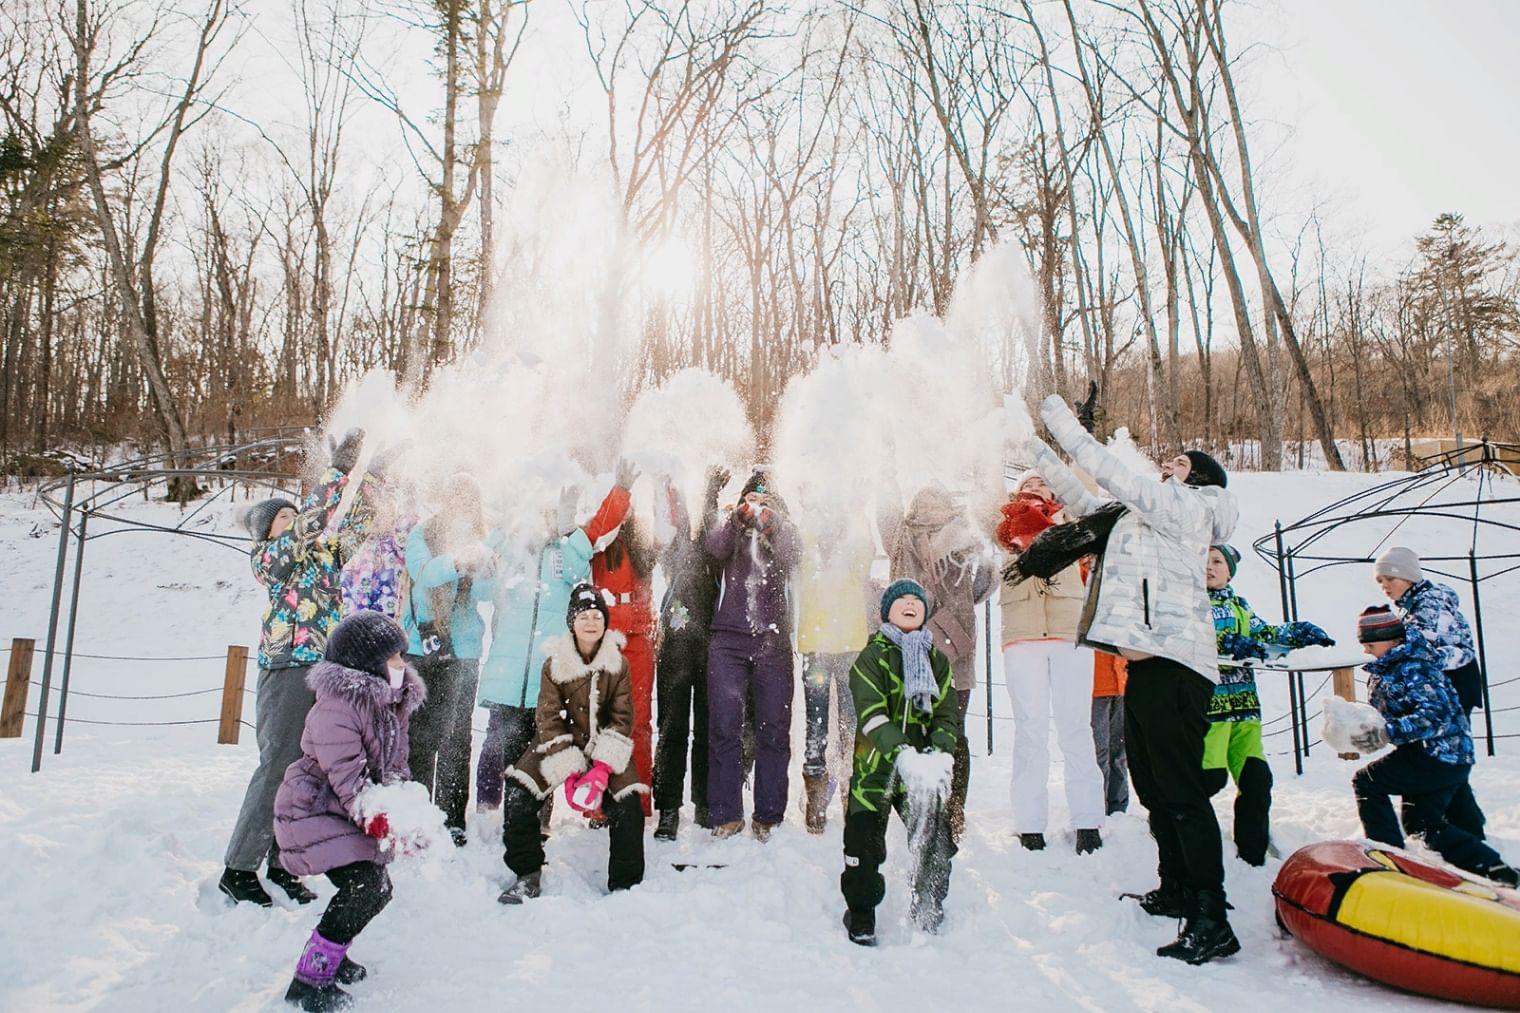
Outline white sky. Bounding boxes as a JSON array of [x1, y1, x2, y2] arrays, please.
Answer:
[[1236, 0, 1520, 259]]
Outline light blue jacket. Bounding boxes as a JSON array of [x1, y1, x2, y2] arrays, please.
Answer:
[[399, 522, 499, 660], [478, 529, 594, 708]]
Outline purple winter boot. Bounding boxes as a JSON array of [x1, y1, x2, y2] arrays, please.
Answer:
[[284, 930, 353, 1011]]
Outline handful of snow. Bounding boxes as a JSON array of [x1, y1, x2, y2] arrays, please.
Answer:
[[354, 781, 448, 859], [895, 747, 954, 799], [1322, 697, 1385, 754]]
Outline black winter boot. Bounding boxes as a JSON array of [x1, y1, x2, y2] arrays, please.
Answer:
[[1486, 864, 1520, 888], [284, 978, 353, 1011], [1018, 833, 1046, 851], [266, 866, 318, 905], [654, 809, 680, 842], [334, 957, 367, 985], [1075, 829, 1103, 855], [1157, 889, 1241, 965], [1124, 879, 1188, 919], [218, 867, 273, 907], [843, 909, 877, 947], [497, 871, 542, 905]]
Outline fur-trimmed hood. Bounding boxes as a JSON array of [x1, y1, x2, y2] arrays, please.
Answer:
[[544, 629, 627, 685], [306, 659, 426, 716]]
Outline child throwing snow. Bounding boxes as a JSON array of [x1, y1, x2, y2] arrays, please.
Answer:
[[1205, 545, 1334, 866], [498, 584, 646, 903], [840, 580, 961, 947], [272, 610, 425, 1012], [1350, 605, 1517, 886]]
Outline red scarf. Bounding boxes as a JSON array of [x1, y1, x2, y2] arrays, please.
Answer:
[[996, 493, 1062, 553]]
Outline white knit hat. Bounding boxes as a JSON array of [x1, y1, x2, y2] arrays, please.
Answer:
[[1374, 546, 1422, 583], [1014, 469, 1043, 492]]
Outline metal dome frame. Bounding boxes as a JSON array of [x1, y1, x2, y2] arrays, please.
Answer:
[[23, 430, 309, 772], [1251, 438, 1520, 761]]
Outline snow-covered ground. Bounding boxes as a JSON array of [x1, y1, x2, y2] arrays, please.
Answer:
[[1, 470, 1516, 1011]]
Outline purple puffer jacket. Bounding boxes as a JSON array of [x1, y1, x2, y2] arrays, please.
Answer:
[[273, 660, 426, 876], [706, 508, 800, 637]]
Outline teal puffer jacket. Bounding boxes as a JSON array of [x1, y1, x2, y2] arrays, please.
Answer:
[[478, 529, 594, 708]]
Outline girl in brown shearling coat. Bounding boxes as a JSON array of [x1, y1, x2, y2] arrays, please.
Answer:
[[498, 584, 647, 903]]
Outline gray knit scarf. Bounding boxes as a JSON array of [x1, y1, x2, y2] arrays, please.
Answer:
[[881, 622, 937, 715]]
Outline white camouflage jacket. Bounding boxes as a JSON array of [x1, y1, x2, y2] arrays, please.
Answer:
[[1032, 396, 1238, 683]]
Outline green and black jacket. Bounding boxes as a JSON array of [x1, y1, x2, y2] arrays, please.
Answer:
[[848, 631, 960, 814]]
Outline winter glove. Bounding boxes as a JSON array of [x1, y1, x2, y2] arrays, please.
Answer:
[[564, 761, 612, 813], [329, 428, 365, 474], [1281, 621, 1335, 649], [1349, 724, 1390, 753], [366, 440, 411, 479], [363, 813, 390, 839], [735, 500, 759, 528], [1220, 633, 1269, 662], [614, 457, 640, 491], [704, 465, 731, 499], [556, 484, 580, 534]]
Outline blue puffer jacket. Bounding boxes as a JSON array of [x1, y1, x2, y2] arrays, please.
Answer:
[[399, 523, 499, 660], [478, 530, 594, 708], [1365, 626, 1473, 766], [1396, 579, 1476, 672]]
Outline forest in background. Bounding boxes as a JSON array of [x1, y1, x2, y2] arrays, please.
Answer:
[[3, 0, 1518, 478]]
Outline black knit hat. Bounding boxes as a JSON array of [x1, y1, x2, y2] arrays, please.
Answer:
[[740, 469, 771, 499], [1183, 450, 1228, 489], [1357, 604, 1405, 644], [566, 583, 612, 630], [243, 497, 297, 540], [326, 610, 408, 679]]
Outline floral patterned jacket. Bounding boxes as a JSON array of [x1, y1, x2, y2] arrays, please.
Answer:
[[340, 515, 416, 620], [253, 468, 375, 670]]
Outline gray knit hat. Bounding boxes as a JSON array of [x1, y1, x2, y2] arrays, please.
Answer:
[[1374, 546, 1422, 583], [326, 610, 409, 679], [243, 497, 297, 540]]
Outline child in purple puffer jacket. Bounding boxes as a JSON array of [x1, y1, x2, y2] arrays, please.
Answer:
[[273, 610, 426, 1011]]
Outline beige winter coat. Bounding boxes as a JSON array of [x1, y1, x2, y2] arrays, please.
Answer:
[[1000, 556, 1085, 645]]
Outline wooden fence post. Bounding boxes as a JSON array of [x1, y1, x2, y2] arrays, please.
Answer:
[[1, 639, 36, 737], [1332, 666, 1360, 761], [218, 646, 248, 745]]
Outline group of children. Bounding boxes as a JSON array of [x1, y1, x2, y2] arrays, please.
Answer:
[[224, 419, 1515, 1009]]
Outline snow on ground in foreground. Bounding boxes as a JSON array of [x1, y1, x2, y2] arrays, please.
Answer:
[[1, 471, 1517, 1011]]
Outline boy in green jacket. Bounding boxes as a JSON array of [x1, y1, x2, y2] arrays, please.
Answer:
[[841, 579, 961, 946]]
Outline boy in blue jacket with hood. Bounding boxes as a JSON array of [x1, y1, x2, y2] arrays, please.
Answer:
[[1350, 605, 1516, 886]]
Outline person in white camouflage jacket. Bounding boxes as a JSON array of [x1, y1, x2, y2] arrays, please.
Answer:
[[1030, 393, 1241, 966]]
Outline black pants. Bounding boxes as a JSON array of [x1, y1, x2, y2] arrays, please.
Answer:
[[502, 782, 645, 891], [1205, 756, 1273, 866], [1354, 744, 1502, 877], [1124, 657, 1225, 896], [840, 794, 956, 915], [315, 861, 393, 945], [406, 654, 480, 831], [947, 689, 971, 834], [653, 633, 710, 813], [1444, 660, 1487, 839]]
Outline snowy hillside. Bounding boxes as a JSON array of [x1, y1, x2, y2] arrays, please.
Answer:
[[1, 470, 1516, 1011]]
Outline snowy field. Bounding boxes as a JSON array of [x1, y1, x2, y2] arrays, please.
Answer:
[[1, 468, 1517, 1012]]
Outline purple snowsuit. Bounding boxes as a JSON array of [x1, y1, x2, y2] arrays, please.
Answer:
[[273, 660, 427, 877], [705, 508, 800, 826]]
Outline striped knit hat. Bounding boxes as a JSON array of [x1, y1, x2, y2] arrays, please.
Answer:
[[1356, 604, 1405, 644]]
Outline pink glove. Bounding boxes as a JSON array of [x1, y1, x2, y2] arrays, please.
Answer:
[[363, 813, 390, 839], [566, 762, 611, 813]]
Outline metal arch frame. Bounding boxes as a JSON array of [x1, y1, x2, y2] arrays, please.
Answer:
[[1251, 438, 1520, 763], [24, 431, 310, 771]]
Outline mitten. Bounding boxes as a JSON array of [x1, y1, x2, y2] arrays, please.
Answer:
[[556, 484, 580, 534], [329, 428, 365, 474], [1283, 621, 1335, 648], [753, 504, 778, 537], [705, 465, 731, 498], [366, 440, 411, 479], [735, 500, 758, 528], [363, 813, 390, 839], [571, 761, 612, 812], [1350, 724, 1390, 752], [1220, 633, 1268, 662]]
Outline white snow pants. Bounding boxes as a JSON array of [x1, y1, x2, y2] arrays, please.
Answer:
[[1005, 640, 1105, 833]]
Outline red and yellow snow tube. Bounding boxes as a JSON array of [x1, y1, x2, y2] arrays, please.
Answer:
[[1273, 841, 1520, 1009]]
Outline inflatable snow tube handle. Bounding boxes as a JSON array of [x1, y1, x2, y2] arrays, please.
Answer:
[[1273, 841, 1520, 1009]]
